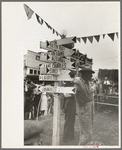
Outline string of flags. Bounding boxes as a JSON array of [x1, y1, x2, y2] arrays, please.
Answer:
[[24, 4, 61, 37], [76, 32, 118, 43], [24, 4, 119, 42]]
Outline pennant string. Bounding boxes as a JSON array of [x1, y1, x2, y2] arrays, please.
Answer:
[[78, 32, 118, 44], [24, 5, 118, 40], [24, 4, 61, 37]]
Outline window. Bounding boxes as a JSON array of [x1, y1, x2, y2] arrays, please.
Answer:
[[30, 69, 33, 74], [34, 70, 37, 75]]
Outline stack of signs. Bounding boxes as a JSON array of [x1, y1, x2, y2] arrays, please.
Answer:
[[39, 36, 93, 81]]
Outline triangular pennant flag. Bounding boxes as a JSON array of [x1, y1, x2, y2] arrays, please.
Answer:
[[94, 35, 100, 42], [35, 14, 43, 25], [45, 22, 49, 28], [116, 32, 118, 38], [56, 31, 58, 36], [23, 4, 34, 20], [48, 25, 51, 30], [50, 26, 52, 30], [77, 37, 81, 43], [88, 36, 93, 43], [108, 33, 115, 41], [72, 37, 76, 43], [53, 29, 55, 34], [103, 34, 105, 39], [82, 37, 87, 44]]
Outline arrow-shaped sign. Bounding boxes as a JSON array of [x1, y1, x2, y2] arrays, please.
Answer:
[[55, 36, 76, 45], [39, 64, 47, 74], [62, 59, 75, 69], [39, 86, 76, 94], [46, 67, 60, 75], [40, 40, 76, 57], [57, 70, 74, 81]]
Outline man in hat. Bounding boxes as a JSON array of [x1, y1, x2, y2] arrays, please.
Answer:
[[74, 68, 95, 145], [62, 68, 94, 144], [62, 81, 76, 143]]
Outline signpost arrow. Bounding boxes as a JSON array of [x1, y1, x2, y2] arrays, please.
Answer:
[[39, 86, 76, 94], [40, 40, 76, 57], [55, 36, 76, 45], [62, 59, 76, 69], [39, 75, 57, 81], [57, 70, 74, 81], [47, 54, 50, 60], [46, 67, 60, 75]]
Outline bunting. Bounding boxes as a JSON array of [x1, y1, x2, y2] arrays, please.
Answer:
[[23, 4, 61, 37], [103, 34, 105, 39], [116, 32, 118, 38], [94, 35, 100, 42], [35, 13, 43, 25], [108, 33, 115, 41], [77, 37, 81, 43], [53, 29, 55, 34], [23, 5, 119, 41], [77, 32, 118, 44], [88, 36, 93, 43], [23, 4, 34, 19], [82, 37, 87, 44]]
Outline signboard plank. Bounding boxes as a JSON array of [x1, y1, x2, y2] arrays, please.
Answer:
[[55, 36, 76, 45], [39, 86, 76, 94], [40, 41, 75, 56]]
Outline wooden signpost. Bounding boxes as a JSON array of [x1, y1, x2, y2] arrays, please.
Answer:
[[39, 37, 93, 145]]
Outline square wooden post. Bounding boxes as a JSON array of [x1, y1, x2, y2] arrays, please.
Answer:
[[52, 82, 61, 145]]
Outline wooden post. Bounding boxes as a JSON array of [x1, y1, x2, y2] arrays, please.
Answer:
[[76, 50, 79, 77], [52, 46, 61, 146], [52, 81, 60, 145]]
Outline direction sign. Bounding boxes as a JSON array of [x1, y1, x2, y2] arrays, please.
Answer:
[[49, 41, 76, 56], [47, 68, 60, 75], [62, 59, 75, 69], [39, 86, 76, 94], [57, 70, 74, 81], [40, 40, 75, 56], [39, 75, 57, 81], [36, 52, 50, 61], [54, 36, 76, 45]]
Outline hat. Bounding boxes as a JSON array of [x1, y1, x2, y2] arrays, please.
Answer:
[[79, 68, 95, 74]]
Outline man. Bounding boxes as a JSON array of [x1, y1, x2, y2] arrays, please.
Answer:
[[24, 78, 37, 120], [103, 77, 111, 95], [74, 68, 94, 145], [33, 83, 41, 119], [62, 81, 76, 143]]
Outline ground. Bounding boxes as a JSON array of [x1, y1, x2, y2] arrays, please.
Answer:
[[24, 104, 119, 146]]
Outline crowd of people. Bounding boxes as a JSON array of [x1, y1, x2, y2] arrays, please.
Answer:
[[24, 71, 118, 145], [24, 78, 54, 120]]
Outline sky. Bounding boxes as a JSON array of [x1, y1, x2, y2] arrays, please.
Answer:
[[1, 2, 120, 148], [2, 2, 120, 71]]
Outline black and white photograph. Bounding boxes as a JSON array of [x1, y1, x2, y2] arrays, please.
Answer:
[[2, 2, 120, 148]]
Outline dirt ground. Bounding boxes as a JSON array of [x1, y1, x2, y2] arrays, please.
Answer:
[[24, 104, 119, 146]]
